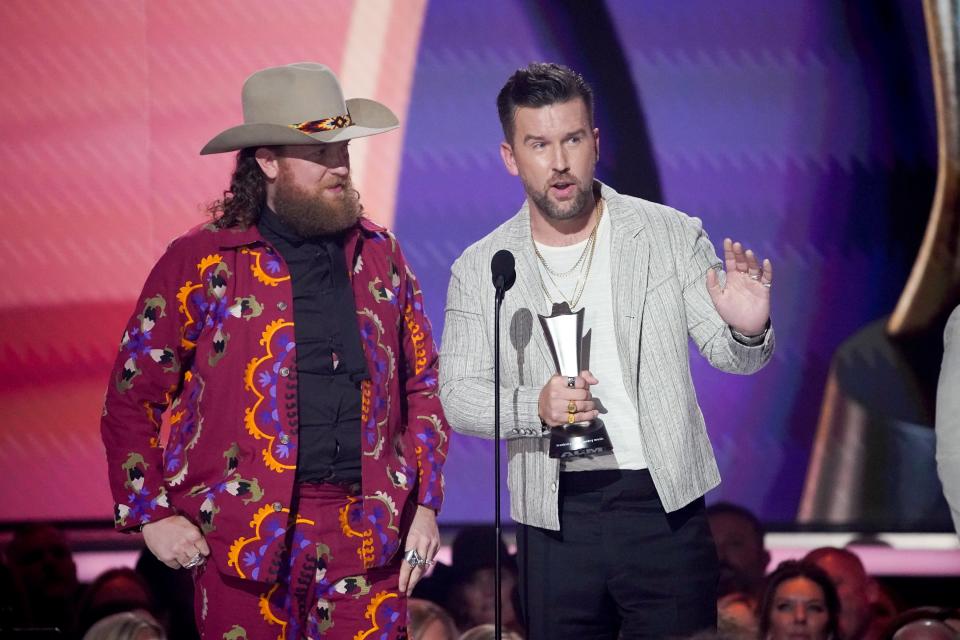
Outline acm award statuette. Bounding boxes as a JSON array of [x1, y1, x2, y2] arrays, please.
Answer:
[[538, 302, 613, 458]]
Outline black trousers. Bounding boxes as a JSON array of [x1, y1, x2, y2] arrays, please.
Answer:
[[517, 470, 718, 640]]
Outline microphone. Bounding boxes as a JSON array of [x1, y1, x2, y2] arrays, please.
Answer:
[[489, 248, 515, 640], [491, 249, 516, 294]]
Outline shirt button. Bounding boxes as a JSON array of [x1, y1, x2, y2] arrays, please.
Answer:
[[277, 301, 288, 311], [279, 367, 290, 377], [550, 483, 557, 492], [279, 434, 290, 445], [272, 502, 283, 512]]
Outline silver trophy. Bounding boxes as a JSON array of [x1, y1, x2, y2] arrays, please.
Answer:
[[538, 303, 613, 458]]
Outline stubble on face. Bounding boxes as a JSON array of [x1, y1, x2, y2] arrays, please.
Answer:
[[272, 161, 362, 237], [522, 172, 593, 222]]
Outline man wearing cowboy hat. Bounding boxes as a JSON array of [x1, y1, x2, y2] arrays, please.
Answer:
[[101, 62, 450, 639]]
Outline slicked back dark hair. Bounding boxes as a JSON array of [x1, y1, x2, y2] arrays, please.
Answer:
[[496, 62, 595, 145]]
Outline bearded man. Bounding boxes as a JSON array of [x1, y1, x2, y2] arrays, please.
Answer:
[[101, 62, 449, 639], [439, 62, 775, 638]]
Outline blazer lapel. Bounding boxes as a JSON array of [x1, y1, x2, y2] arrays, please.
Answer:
[[605, 186, 649, 409], [502, 204, 555, 374]]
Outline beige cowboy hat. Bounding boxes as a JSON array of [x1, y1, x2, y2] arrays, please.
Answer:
[[200, 62, 399, 155]]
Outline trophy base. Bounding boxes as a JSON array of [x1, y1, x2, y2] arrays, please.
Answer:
[[548, 420, 614, 459]]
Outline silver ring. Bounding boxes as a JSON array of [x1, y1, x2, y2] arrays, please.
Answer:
[[183, 553, 203, 569], [566, 376, 576, 388], [749, 273, 761, 281], [762, 282, 772, 288], [404, 549, 424, 568]]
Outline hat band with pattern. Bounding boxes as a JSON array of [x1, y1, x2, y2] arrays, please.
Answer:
[[289, 113, 353, 133]]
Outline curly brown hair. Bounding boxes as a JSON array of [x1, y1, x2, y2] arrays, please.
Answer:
[[207, 147, 270, 229]]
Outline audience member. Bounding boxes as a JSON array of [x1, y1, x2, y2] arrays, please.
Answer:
[[804, 546, 883, 639], [707, 502, 770, 600], [82, 610, 165, 640], [758, 560, 840, 640], [457, 624, 523, 640], [135, 547, 198, 639], [407, 598, 459, 640], [707, 503, 768, 637], [443, 527, 520, 635], [413, 526, 522, 635], [75, 567, 156, 637], [0, 560, 27, 631], [882, 607, 960, 640], [5, 522, 82, 633], [448, 564, 519, 634], [715, 592, 758, 638]]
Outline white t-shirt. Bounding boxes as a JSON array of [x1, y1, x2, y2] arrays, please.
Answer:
[[533, 208, 647, 471]]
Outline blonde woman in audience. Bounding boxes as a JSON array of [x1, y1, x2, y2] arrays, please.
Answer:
[[408, 598, 459, 640], [458, 624, 523, 640], [82, 610, 165, 640]]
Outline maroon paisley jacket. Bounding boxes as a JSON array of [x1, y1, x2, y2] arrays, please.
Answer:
[[101, 217, 449, 583]]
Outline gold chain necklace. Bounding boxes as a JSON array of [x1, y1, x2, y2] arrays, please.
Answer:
[[534, 198, 603, 309], [533, 197, 601, 277]]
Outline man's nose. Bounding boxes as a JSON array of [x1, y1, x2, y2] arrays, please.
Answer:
[[551, 146, 569, 172], [331, 144, 350, 173]]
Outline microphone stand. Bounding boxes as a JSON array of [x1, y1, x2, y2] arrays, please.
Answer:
[[493, 279, 505, 640]]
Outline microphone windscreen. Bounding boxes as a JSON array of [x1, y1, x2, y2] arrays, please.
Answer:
[[491, 249, 516, 292]]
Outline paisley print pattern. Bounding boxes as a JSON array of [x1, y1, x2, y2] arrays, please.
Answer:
[[102, 218, 449, 591]]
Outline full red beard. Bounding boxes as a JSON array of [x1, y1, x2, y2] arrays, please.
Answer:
[[272, 166, 362, 237]]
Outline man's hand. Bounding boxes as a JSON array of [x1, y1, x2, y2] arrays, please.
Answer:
[[399, 505, 440, 596], [706, 238, 773, 336], [141, 515, 210, 570], [538, 371, 599, 427]]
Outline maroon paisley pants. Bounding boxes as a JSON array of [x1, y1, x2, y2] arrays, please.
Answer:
[[193, 483, 407, 640]]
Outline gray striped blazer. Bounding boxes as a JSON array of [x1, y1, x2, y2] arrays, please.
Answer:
[[438, 182, 774, 530]]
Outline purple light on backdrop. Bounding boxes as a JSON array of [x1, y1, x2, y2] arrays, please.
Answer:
[[395, 1, 935, 524]]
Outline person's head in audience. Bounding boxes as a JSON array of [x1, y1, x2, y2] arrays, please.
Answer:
[[707, 502, 770, 599], [5, 522, 80, 628], [446, 527, 520, 634], [716, 591, 758, 638], [82, 610, 165, 640], [457, 624, 523, 640], [76, 567, 157, 636], [882, 607, 960, 640], [804, 546, 878, 639], [407, 598, 458, 640], [448, 565, 518, 633], [758, 560, 840, 640]]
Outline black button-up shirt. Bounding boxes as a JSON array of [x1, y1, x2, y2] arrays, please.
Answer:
[[258, 207, 367, 483]]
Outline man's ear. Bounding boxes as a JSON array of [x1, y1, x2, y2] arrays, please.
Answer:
[[254, 147, 280, 180], [500, 141, 519, 176]]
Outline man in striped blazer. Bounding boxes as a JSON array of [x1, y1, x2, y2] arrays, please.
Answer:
[[439, 63, 775, 639]]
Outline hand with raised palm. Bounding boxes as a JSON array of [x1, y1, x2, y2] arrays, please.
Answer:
[[705, 238, 772, 336]]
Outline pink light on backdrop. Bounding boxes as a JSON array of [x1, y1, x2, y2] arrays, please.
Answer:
[[0, 0, 426, 522]]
